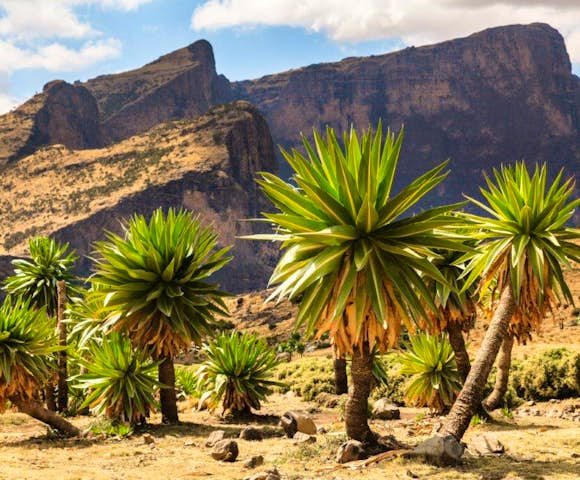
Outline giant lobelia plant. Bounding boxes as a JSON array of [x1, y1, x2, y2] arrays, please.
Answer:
[[90, 208, 232, 423], [247, 123, 466, 444]]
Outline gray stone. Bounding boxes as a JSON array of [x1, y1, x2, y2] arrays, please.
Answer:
[[280, 411, 317, 437], [467, 434, 505, 456], [205, 429, 226, 447], [372, 398, 401, 420], [275, 352, 292, 363], [317, 426, 328, 434], [239, 426, 264, 441], [293, 432, 316, 443], [211, 439, 238, 462], [142, 433, 155, 445], [336, 440, 367, 464], [243, 455, 264, 469], [410, 435, 464, 466], [245, 467, 281, 480]]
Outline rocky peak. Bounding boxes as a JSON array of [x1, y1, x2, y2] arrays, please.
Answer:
[[83, 38, 232, 144], [233, 23, 579, 198], [0, 80, 101, 167]]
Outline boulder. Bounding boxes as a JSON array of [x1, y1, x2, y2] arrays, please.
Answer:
[[239, 427, 264, 441], [409, 435, 464, 466], [467, 434, 505, 456], [205, 429, 226, 447], [243, 455, 264, 469], [280, 411, 316, 438], [372, 398, 401, 420], [211, 439, 238, 462], [336, 440, 367, 464]]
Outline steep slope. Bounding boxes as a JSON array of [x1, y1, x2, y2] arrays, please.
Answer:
[[0, 80, 101, 167], [84, 40, 232, 144], [0, 102, 277, 292], [233, 23, 579, 200]]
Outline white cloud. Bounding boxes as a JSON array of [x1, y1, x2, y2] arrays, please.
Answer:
[[0, 0, 152, 113], [191, 0, 580, 64]]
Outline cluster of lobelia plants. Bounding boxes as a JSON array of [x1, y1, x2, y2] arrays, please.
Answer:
[[0, 122, 577, 464]]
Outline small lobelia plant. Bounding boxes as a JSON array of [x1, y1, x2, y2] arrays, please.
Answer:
[[196, 331, 284, 415], [0, 296, 79, 436], [399, 332, 462, 414], [74, 332, 162, 425]]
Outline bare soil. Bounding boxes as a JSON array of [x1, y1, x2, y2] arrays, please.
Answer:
[[0, 394, 579, 480]]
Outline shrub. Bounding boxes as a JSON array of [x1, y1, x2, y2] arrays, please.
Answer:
[[197, 331, 283, 414], [399, 333, 462, 413], [74, 333, 161, 424], [175, 365, 199, 400], [510, 348, 580, 401], [274, 357, 335, 401]]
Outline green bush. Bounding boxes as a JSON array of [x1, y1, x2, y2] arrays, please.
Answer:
[[197, 331, 283, 414], [274, 357, 335, 401], [275, 354, 409, 404], [175, 365, 199, 400], [510, 348, 580, 401]]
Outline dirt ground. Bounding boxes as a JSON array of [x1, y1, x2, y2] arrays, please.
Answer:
[[1, 392, 579, 480]]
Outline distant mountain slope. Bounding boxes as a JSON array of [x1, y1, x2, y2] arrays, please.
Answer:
[[233, 23, 579, 201], [0, 102, 277, 292]]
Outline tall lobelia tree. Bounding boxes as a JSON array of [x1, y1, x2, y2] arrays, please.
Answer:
[[440, 163, 579, 440], [90, 208, 232, 424], [247, 123, 466, 445], [4, 237, 77, 412]]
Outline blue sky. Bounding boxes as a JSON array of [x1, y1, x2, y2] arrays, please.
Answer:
[[0, 0, 579, 113]]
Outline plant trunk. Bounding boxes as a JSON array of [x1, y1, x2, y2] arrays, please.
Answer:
[[333, 345, 348, 395], [482, 334, 514, 411], [45, 382, 57, 411], [345, 343, 376, 445], [446, 322, 471, 383], [441, 282, 515, 440], [158, 355, 179, 424], [56, 280, 68, 413], [10, 395, 80, 436]]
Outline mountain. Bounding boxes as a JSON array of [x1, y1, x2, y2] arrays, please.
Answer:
[[0, 23, 578, 290], [0, 80, 101, 167], [84, 40, 232, 144], [233, 23, 579, 201], [0, 102, 277, 292]]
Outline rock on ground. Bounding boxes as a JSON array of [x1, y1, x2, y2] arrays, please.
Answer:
[[211, 439, 239, 462], [372, 398, 401, 420], [468, 434, 505, 456], [280, 411, 317, 437], [245, 467, 281, 480], [205, 430, 226, 447], [408, 435, 464, 466], [239, 427, 263, 441], [336, 440, 367, 464], [243, 455, 264, 469]]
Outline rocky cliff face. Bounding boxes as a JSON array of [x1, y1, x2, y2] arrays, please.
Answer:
[[0, 102, 277, 292], [0, 80, 101, 167], [84, 40, 232, 144], [233, 23, 579, 201]]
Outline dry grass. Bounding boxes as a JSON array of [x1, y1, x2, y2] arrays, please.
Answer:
[[0, 394, 578, 480], [0, 107, 249, 256]]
